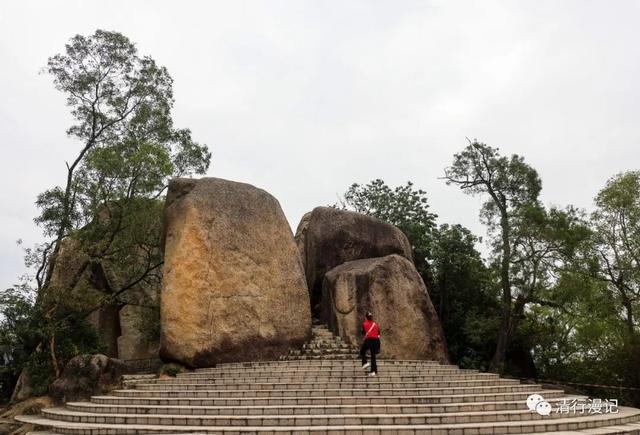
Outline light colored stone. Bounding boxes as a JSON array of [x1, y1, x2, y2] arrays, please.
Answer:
[[321, 254, 448, 362], [160, 177, 312, 367]]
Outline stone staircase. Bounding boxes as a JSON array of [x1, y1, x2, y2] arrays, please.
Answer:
[[15, 324, 640, 434], [279, 323, 359, 360]]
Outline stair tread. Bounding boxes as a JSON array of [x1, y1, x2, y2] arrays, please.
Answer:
[[94, 389, 566, 401], [17, 406, 640, 430], [69, 396, 586, 413]]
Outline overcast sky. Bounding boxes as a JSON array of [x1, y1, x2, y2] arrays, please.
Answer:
[[1, 0, 639, 291]]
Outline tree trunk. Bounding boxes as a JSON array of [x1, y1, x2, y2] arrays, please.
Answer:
[[490, 211, 512, 373], [624, 301, 635, 336]]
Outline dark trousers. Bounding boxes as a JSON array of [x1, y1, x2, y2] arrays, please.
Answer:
[[360, 338, 380, 373]]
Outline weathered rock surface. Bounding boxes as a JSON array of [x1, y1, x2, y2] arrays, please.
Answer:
[[321, 254, 448, 362], [9, 369, 32, 403], [49, 224, 161, 361], [295, 207, 413, 311], [117, 303, 159, 360], [49, 354, 133, 403], [160, 177, 312, 367]]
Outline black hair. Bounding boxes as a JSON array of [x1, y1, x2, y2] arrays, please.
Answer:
[[366, 312, 373, 320]]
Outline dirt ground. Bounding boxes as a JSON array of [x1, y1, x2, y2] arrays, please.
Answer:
[[0, 396, 52, 435]]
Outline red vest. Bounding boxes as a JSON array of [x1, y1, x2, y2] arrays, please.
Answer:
[[363, 320, 380, 339]]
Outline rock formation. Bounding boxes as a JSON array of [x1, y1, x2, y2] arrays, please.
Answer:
[[321, 254, 448, 362], [49, 354, 133, 403], [49, 232, 160, 361], [294, 206, 413, 312], [160, 177, 311, 367]]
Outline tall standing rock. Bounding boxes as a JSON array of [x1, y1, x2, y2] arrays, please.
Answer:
[[322, 254, 448, 362], [160, 178, 312, 367], [294, 207, 413, 313]]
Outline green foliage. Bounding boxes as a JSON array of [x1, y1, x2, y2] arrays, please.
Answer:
[[589, 171, 640, 334], [0, 286, 102, 401], [444, 141, 541, 223], [340, 179, 438, 283], [444, 140, 544, 372], [342, 179, 437, 258], [339, 153, 639, 400], [1, 29, 211, 400], [164, 366, 181, 377], [431, 224, 499, 368]]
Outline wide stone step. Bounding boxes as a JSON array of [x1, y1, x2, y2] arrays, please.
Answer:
[[121, 374, 157, 381], [112, 384, 543, 398], [280, 354, 358, 360], [41, 406, 603, 426], [145, 374, 500, 384], [303, 343, 353, 349], [178, 369, 473, 379], [92, 390, 565, 407], [68, 395, 584, 416], [176, 370, 474, 380], [183, 367, 472, 376], [17, 406, 640, 434], [300, 348, 355, 355], [131, 379, 520, 391], [193, 360, 441, 370], [169, 370, 500, 385]]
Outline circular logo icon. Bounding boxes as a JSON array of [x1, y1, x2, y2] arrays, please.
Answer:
[[526, 394, 544, 411], [535, 401, 552, 416]]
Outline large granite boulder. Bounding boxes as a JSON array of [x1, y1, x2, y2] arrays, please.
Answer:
[[160, 177, 312, 367], [49, 354, 133, 403], [294, 207, 413, 312], [321, 254, 448, 362]]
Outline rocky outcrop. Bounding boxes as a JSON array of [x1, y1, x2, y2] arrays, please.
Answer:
[[117, 303, 159, 360], [294, 207, 413, 312], [49, 354, 133, 403], [160, 177, 312, 367], [48, 209, 162, 361], [321, 254, 448, 362]]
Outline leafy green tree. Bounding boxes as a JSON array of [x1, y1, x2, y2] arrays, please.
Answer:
[[508, 204, 591, 334], [589, 171, 640, 335], [444, 140, 542, 372], [2, 29, 211, 392], [0, 285, 102, 402], [36, 29, 210, 294], [430, 224, 498, 367]]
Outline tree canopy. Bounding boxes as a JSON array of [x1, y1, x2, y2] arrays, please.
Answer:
[[0, 29, 211, 399]]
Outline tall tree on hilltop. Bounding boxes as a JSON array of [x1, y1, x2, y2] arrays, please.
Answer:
[[36, 30, 210, 296], [443, 140, 541, 373]]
